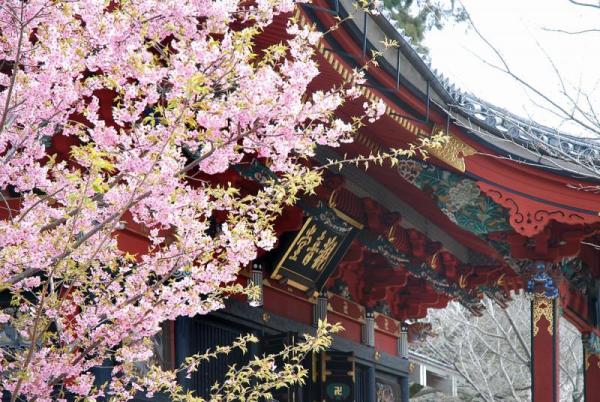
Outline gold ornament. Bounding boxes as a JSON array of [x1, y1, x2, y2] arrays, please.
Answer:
[[262, 312, 271, 322], [584, 350, 600, 370], [426, 128, 476, 173], [532, 295, 554, 336], [585, 351, 590, 370]]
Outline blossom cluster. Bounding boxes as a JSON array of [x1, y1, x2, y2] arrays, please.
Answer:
[[0, 0, 380, 400]]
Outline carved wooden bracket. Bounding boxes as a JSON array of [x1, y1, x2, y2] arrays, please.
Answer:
[[478, 182, 600, 237]]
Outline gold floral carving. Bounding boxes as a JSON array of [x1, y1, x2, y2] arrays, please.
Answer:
[[426, 127, 476, 173], [584, 351, 600, 370], [430, 251, 440, 270], [532, 295, 554, 337], [262, 312, 271, 323], [585, 351, 590, 370]]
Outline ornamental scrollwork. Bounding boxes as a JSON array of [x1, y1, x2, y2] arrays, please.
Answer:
[[584, 350, 600, 370], [478, 182, 600, 237], [583, 333, 600, 370], [532, 294, 554, 337]]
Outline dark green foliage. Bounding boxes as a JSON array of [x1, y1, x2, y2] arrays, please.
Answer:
[[383, 0, 467, 54], [409, 383, 425, 397]]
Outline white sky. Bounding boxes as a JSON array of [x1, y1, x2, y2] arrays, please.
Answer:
[[424, 0, 600, 138]]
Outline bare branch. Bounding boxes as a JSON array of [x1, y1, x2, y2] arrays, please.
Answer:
[[543, 27, 600, 35], [568, 0, 600, 9], [458, 1, 600, 137]]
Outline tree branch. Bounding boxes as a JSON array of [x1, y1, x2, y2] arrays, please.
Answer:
[[568, 0, 600, 9], [543, 27, 600, 35]]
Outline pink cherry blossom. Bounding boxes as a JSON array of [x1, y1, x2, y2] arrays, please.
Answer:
[[0, 0, 380, 400]]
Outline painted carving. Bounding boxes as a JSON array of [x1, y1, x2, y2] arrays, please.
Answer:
[[526, 262, 559, 299], [396, 159, 423, 184], [559, 258, 593, 295], [330, 278, 353, 301], [373, 300, 392, 316], [408, 322, 435, 344], [447, 180, 481, 211], [583, 333, 600, 355], [478, 181, 600, 237], [584, 350, 600, 370], [397, 160, 511, 235], [358, 231, 486, 314], [376, 382, 396, 402], [532, 295, 554, 337], [583, 332, 600, 370]]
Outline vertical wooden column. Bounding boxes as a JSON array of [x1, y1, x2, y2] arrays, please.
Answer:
[[175, 316, 192, 391], [313, 291, 328, 326], [583, 345, 600, 401], [362, 311, 375, 347], [363, 311, 376, 402], [531, 295, 560, 402], [91, 359, 112, 401], [400, 376, 409, 402], [366, 365, 376, 402], [399, 322, 409, 402]]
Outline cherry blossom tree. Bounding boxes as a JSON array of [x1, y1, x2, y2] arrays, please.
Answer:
[[0, 0, 391, 400], [415, 294, 584, 402]]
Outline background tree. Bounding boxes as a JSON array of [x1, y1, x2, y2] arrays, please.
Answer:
[[382, 0, 467, 54], [449, 0, 600, 175], [413, 294, 584, 402]]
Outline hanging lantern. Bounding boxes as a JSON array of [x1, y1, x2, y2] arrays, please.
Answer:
[[399, 322, 409, 359], [362, 311, 375, 347], [313, 291, 328, 326], [248, 263, 263, 307]]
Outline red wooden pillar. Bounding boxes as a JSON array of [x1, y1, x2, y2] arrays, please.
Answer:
[[531, 295, 560, 402], [584, 348, 600, 401]]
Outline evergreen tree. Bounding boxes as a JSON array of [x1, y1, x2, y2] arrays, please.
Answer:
[[383, 0, 467, 53]]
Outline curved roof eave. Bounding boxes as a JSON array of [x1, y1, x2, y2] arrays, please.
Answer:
[[331, 0, 600, 180], [444, 94, 600, 181]]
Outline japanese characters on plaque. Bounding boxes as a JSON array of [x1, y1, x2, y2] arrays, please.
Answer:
[[272, 204, 359, 291]]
